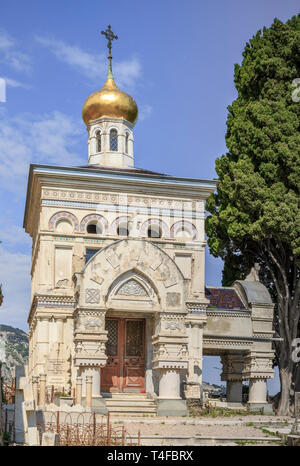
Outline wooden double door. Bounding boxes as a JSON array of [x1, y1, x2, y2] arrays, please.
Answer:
[[101, 318, 145, 393]]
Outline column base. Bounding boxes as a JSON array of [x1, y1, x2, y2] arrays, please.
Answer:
[[157, 399, 188, 417], [82, 396, 108, 414], [247, 402, 274, 414]]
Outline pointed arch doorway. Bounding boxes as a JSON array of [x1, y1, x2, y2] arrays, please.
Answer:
[[101, 318, 145, 393]]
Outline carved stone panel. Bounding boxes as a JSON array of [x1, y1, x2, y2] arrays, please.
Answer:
[[167, 292, 181, 307], [116, 279, 147, 296], [85, 288, 100, 304]]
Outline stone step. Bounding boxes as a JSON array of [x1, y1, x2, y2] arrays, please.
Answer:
[[105, 400, 156, 407], [102, 393, 149, 399], [107, 406, 157, 414]]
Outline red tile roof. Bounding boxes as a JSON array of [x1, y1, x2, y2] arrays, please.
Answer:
[[205, 287, 246, 310]]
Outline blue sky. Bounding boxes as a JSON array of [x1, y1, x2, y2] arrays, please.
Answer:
[[0, 0, 298, 392]]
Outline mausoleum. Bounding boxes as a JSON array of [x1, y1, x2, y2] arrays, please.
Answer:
[[23, 27, 275, 416]]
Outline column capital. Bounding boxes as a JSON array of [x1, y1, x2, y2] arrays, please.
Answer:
[[242, 350, 274, 380]]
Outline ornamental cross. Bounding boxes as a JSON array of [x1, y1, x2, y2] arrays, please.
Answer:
[[101, 25, 118, 58]]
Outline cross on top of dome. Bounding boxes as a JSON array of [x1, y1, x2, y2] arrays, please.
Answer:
[[101, 25, 118, 60]]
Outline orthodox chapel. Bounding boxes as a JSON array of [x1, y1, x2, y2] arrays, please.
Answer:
[[23, 27, 275, 415]]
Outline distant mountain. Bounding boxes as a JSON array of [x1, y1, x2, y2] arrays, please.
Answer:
[[202, 381, 226, 395], [0, 324, 28, 382]]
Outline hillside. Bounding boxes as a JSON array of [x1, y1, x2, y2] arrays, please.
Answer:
[[0, 324, 29, 382]]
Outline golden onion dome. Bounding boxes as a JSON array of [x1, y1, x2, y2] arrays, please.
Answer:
[[82, 67, 138, 126]]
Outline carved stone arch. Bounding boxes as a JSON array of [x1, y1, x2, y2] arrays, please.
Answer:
[[49, 211, 80, 232], [80, 213, 109, 233], [170, 220, 198, 240], [91, 126, 102, 137], [140, 218, 169, 238], [110, 216, 132, 235], [108, 270, 157, 298], [76, 239, 186, 311]]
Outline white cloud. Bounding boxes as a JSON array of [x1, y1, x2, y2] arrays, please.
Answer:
[[0, 222, 31, 248], [4, 77, 31, 89], [35, 36, 142, 89], [0, 30, 32, 73], [0, 111, 85, 197], [139, 104, 152, 121], [0, 245, 31, 331]]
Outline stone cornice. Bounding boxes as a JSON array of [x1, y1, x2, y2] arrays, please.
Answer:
[[28, 294, 76, 324], [24, 163, 217, 234], [203, 333, 274, 342], [206, 309, 251, 318]]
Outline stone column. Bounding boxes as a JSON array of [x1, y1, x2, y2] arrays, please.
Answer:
[[221, 353, 244, 404], [32, 376, 39, 406], [56, 318, 64, 344], [39, 374, 46, 408], [85, 376, 93, 409], [75, 377, 82, 406], [227, 380, 243, 403], [248, 378, 267, 404], [145, 317, 154, 395], [185, 306, 207, 400], [80, 367, 101, 398], [37, 317, 49, 375], [242, 350, 274, 413]]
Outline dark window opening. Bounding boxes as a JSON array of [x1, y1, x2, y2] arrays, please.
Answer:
[[85, 248, 101, 264], [96, 131, 101, 152], [147, 225, 162, 238], [110, 129, 118, 151], [117, 224, 129, 236], [87, 223, 97, 234]]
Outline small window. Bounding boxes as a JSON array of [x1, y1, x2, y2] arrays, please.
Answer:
[[175, 226, 192, 240], [125, 133, 129, 154], [147, 225, 162, 238], [96, 130, 101, 152], [110, 129, 118, 151], [87, 223, 103, 235], [117, 223, 129, 236], [85, 248, 101, 264]]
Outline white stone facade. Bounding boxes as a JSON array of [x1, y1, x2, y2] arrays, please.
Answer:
[[23, 108, 276, 414]]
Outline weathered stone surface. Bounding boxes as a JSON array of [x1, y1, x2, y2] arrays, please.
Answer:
[[41, 432, 59, 446]]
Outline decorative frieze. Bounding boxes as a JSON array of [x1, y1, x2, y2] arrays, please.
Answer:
[[206, 310, 251, 318], [74, 309, 108, 367], [203, 337, 252, 348], [242, 351, 274, 379], [42, 189, 203, 216], [221, 354, 245, 382], [35, 295, 76, 308]]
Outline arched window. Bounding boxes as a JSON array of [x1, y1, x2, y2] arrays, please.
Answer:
[[175, 227, 192, 239], [125, 132, 129, 154], [110, 129, 118, 151], [117, 222, 129, 236], [55, 219, 73, 234], [96, 130, 101, 152], [147, 225, 162, 238], [87, 222, 103, 235]]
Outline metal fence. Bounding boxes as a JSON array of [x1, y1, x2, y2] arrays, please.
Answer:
[[37, 411, 140, 446]]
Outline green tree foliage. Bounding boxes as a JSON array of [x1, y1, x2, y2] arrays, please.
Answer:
[[206, 15, 300, 415]]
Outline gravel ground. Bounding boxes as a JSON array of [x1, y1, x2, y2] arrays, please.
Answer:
[[110, 415, 289, 439]]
